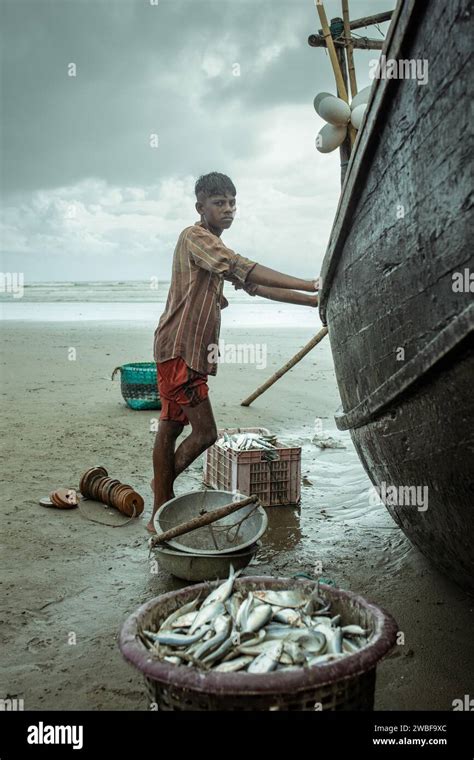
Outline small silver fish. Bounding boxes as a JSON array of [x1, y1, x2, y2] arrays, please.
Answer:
[[171, 612, 198, 629], [299, 631, 327, 655], [239, 640, 281, 656], [342, 638, 361, 654], [190, 601, 226, 634], [202, 634, 235, 665], [228, 629, 266, 652], [341, 625, 367, 636], [243, 604, 273, 634], [159, 596, 201, 631], [254, 590, 306, 609], [225, 593, 242, 622], [312, 622, 333, 637], [145, 626, 210, 648], [266, 626, 314, 643], [202, 565, 240, 608], [193, 617, 232, 660], [247, 641, 284, 674], [236, 592, 254, 631], [283, 641, 306, 665], [326, 628, 342, 654], [214, 656, 254, 673], [272, 608, 301, 626], [311, 615, 333, 626]]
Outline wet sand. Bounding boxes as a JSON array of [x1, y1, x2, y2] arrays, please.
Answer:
[[1, 321, 473, 710]]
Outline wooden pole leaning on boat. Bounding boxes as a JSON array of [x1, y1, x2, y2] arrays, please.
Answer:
[[342, 0, 358, 98], [315, 3, 354, 147], [314, 1, 349, 103], [335, 40, 353, 183], [241, 327, 328, 407], [151, 494, 259, 546]]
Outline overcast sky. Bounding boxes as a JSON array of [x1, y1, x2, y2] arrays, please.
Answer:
[[1, 0, 391, 282]]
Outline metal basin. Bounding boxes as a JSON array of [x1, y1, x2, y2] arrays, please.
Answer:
[[153, 542, 261, 582], [153, 490, 268, 555]]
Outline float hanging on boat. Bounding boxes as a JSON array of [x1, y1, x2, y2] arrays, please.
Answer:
[[314, 87, 370, 153]]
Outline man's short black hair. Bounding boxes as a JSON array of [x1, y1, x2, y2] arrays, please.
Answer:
[[195, 172, 236, 199]]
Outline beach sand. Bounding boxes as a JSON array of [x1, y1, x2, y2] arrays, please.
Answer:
[[1, 320, 473, 710]]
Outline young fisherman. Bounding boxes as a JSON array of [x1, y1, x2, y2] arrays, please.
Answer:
[[148, 172, 318, 532]]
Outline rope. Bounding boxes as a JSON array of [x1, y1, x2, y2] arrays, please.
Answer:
[[78, 498, 137, 527]]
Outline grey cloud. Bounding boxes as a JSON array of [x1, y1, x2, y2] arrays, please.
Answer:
[[1, 0, 391, 280]]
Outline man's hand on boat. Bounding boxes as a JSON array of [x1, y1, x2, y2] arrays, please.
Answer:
[[231, 271, 319, 308]]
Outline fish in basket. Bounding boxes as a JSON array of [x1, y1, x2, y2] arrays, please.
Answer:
[[119, 573, 398, 711]]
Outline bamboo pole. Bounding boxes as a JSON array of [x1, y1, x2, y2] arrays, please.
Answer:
[[314, 1, 349, 103], [335, 44, 353, 180], [317, 9, 393, 34], [151, 495, 259, 545], [240, 327, 328, 407], [308, 35, 384, 50], [342, 0, 358, 98], [345, 10, 393, 30]]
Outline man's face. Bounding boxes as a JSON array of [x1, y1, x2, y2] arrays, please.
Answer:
[[196, 192, 236, 230]]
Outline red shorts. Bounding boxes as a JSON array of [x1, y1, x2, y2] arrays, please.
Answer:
[[157, 357, 209, 425]]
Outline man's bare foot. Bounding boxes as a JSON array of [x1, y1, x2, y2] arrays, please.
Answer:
[[146, 492, 175, 533]]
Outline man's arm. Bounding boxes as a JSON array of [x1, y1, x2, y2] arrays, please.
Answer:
[[187, 226, 318, 293], [249, 284, 318, 307], [187, 226, 255, 286], [246, 264, 318, 293]]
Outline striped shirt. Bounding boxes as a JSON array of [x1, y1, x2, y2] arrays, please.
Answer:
[[153, 221, 257, 375]]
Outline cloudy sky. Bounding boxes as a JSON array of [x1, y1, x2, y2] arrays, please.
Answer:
[[1, 0, 390, 282]]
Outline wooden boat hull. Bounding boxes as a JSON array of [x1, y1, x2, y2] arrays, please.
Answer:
[[319, 0, 474, 590]]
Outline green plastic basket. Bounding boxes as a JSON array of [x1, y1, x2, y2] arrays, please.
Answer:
[[111, 362, 162, 411]]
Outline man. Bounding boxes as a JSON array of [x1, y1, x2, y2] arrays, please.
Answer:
[[148, 171, 318, 532]]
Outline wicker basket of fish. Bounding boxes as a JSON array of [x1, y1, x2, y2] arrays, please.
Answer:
[[119, 571, 398, 711]]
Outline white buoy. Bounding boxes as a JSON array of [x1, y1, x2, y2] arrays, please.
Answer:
[[313, 92, 334, 113], [316, 124, 347, 153], [318, 96, 351, 126], [350, 85, 372, 110], [350, 103, 367, 130]]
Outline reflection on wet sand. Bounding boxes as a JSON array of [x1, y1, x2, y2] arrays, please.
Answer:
[[258, 505, 302, 560], [248, 428, 413, 576]]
